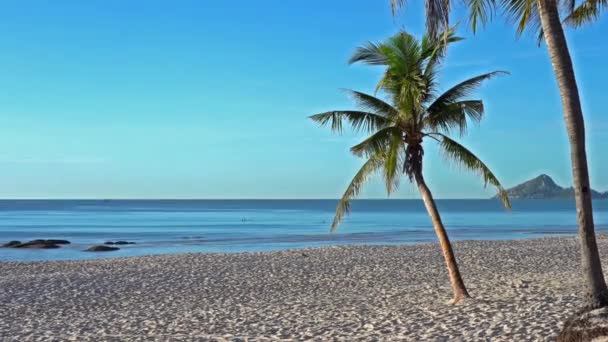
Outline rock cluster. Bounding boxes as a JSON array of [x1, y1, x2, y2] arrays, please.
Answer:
[[85, 245, 120, 252], [2, 239, 70, 249]]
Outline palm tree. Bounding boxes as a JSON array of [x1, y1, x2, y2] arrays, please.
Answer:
[[310, 30, 510, 304], [391, 0, 608, 312]]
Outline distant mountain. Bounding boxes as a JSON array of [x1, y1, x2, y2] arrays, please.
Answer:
[[497, 174, 608, 200]]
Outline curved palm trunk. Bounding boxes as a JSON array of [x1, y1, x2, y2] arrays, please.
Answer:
[[538, 0, 608, 309], [414, 170, 470, 303]]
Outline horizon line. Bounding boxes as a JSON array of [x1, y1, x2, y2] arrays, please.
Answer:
[[0, 197, 524, 202], [0, 198, 499, 201]]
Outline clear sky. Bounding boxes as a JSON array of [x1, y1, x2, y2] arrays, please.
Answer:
[[0, 1, 605, 199]]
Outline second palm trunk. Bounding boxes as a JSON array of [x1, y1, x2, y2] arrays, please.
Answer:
[[538, 0, 608, 309]]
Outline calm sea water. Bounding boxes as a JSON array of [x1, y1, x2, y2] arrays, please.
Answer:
[[0, 199, 607, 261]]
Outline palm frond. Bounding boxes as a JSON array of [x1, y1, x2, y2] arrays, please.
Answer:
[[426, 71, 507, 112], [349, 41, 389, 66], [425, 0, 452, 37], [563, 0, 607, 27], [331, 156, 384, 231], [536, 27, 545, 45], [562, 0, 577, 16], [350, 33, 420, 70], [420, 27, 463, 63], [390, 0, 407, 15], [383, 134, 405, 194], [421, 27, 463, 102], [350, 30, 455, 115], [373, 32, 427, 113], [391, 0, 452, 37], [344, 90, 401, 119], [536, 0, 579, 45], [500, 0, 542, 37], [467, 0, 497, 32], [350, 126, 402, 157], [379, 31, 422, 77], [425, 100, 484, 136], [309, 110, 391, 134], [436, 133, 511, 209]]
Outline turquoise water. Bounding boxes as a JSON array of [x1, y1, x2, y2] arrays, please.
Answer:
[[0, 199, 607, 261]]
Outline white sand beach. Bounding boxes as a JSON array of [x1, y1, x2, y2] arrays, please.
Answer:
[[0, 236, 603, 341]]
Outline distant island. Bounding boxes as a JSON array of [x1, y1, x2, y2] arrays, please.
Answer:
[[496, 174, 608, 199]]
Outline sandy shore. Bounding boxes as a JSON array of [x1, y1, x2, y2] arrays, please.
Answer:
[[0, 237, 604, 341]]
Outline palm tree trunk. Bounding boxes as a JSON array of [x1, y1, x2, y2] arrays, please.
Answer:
[[414, 170, 470, 303], [538, 0, 608, 309]]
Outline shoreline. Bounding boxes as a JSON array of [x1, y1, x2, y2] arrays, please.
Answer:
[[0, 233, 586, 264], [0, 236, 601, 340]]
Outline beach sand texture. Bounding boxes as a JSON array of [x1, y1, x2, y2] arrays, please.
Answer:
[[0, 237, 601, 341]]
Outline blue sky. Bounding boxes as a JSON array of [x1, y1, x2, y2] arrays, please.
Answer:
[[0, 1, 605, 199]]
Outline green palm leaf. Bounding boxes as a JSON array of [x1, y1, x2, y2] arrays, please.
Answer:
[[309, 111, 391, 134], [426, 71, 507, 113], [350, 32, 425, 104], [437, 133, 511, 209], [564, 0, 607, 27], [383, 135, 405, 194], [426, 100, 484, 136], [421, 28, 463, 101], [331, 156, 384, 231], [350, 32, 420, 69], [344, 90, 401, 119], [421, 28, 463, 69], [467, 0, 496, 32], [350, 126, 402, 158], [349, 41, 388, 66], [501, 0, 542, 36]]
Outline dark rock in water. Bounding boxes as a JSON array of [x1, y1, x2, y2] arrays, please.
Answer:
[[86, 245, 120, 252], [558, 307, 608, 341], [104, 241, 135, 245], [7, 239, 70, 249], [104, 241, 116, 245], [25, 243, 60, 249], [45, 239, 70, 245], [15, 240, 61, 249], [2, 241, 22, 247]]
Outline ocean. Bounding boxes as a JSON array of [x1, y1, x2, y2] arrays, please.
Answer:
[[0, 199, 607, 261]]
